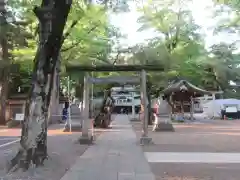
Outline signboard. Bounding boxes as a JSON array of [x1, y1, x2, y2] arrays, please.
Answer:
[[114, 97, 133, 105], [225, 107, 237, 113], [15, 113, 24, 121]]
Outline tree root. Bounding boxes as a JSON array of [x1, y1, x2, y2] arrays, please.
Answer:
[[6, 140, 48, 173]]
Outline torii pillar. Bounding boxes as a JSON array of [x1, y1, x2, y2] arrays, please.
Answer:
[[140, 69, 153, 145], [79, 73, 94, 144]]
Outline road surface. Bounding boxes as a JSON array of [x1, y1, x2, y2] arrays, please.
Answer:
[[0, 129, 20, 150], [0, 123, 68, 151]]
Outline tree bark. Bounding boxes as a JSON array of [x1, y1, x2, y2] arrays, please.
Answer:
[[0, 39, 9, 125], [48, 60, 60, 124], [8, 0, 72, 171], [0, 6, 10, 125]]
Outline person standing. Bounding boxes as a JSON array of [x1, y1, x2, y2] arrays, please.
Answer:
[[62, 101, 69, 123]]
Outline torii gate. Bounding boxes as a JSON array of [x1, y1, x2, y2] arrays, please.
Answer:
[[66, 64, 164, 145]]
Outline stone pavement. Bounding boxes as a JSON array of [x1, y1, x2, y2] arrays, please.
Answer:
[[60, 114, 155, 180], [132, 119, 240, 180]]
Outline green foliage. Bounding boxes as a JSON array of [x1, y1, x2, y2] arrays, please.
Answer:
[[3, 0, 240, 99], [214, 0, 240, 10], [213, 0, 240, 35], [62, 4, 111, 65], [4, 0, 126, 95], [130, 0, 240, 98]]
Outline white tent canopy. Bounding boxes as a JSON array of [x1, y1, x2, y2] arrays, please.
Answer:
[[202, 99, 240, 118]]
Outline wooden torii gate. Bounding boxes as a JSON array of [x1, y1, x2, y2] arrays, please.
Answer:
[[66, 64, 164, 145]]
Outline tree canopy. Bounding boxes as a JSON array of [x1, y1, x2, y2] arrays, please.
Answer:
[[1, 0, 240, 97], [125, 0, 240, 97]]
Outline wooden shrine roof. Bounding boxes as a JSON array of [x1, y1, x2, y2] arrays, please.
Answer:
[[162, 80, 212, 96]]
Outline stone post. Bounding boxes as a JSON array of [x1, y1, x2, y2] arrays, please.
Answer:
[[79, 73, 93, 144], [190, 96, 194, 121], [132, 103, 135, 120], [152, 94, 174, 132], [212, 93, 216, 118]]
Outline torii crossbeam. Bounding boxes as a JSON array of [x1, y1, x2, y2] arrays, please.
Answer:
[[66, 64, 164, 72]]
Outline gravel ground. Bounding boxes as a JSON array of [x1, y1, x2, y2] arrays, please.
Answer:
[[0, 127, 104, 180]]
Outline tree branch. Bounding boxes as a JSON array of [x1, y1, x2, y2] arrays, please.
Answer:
[[61, 19, 79, 44], [112, 51, 121, 65], [61, 1, 97, 46], [171, 8, 181, 50], [61, 24, 99, 52], [61, 42, 80, 52]]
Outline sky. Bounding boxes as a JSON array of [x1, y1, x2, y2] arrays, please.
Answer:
[[109, 0, 239, 48]]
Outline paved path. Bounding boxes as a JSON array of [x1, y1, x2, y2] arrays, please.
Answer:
[[60, 114, 155, 180], [132, 120, 240, 180]]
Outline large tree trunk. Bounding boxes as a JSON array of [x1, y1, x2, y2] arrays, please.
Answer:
[[48, 60, 60, 124], [0, 5, 10, 125], [0, 39, 9, 125], [8, 0, 72, 171]]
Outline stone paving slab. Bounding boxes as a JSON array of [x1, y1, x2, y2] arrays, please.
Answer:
[[132, 119, 240, 180], [60, 114, 155, 180], [145, 152, 240, 163]]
